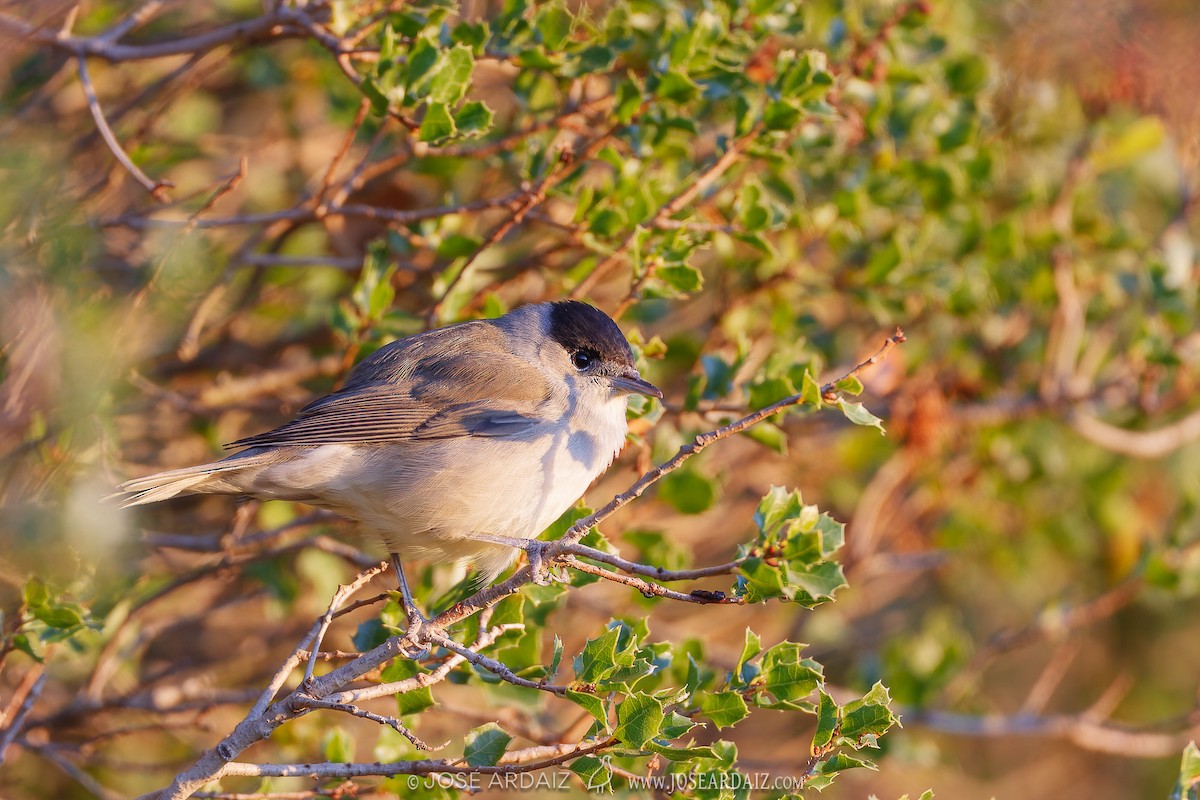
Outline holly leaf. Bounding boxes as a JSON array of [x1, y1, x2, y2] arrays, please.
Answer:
[[696, 690, 749, 729], [464, 722, 512, 767], [837, 398, 886, 434], [615, 693, 664, 748], [419, 102, 456, 143]]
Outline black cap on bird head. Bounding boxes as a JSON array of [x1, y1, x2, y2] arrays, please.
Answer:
[[547, 300, 636, 369]]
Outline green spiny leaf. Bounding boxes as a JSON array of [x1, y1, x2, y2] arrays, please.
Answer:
[[464, 722, 512, 767], [758, 641, 822, 706], [574, 626, 620, 685], [812, 690, 839, 753], [735, 627, 762, 686], [429, 44, 475, 105], [570, 755, 612, 792], [453, 100, 494, 136], [840, 682, 898, 744], [565, 689, 608, 726], [837, 398, 886, 434], [615, 693, 664, 748], [419, 101, 456, 143], [695, 690, 748, 729], [800, 369, 823, 406]]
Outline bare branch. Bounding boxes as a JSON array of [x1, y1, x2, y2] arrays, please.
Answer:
[[0, 7, 304, 62], [1069, 406, 1200, 458], [300, 563, 389, 685], [424, 629, 570, 695], [217, 736, 618, 779], [293, 696, 437, 751], [562, 556, 741, 605], [0, 669, 46, 763], [903, 707, 1198, 759], [326, 624, 519, 705], [562, 541, 744, 581], [76, 56, 172, 201]]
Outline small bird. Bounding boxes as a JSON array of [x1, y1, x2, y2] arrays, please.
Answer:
[[117, 300, 661, 621]]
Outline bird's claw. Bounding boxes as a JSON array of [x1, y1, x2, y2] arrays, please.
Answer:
[[525, 541, 567, 586], [399, 608, 430, 659], [404, 606, 428, 633]]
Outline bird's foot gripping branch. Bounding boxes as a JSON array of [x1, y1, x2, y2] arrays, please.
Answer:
[[155, 332, 905, 800]]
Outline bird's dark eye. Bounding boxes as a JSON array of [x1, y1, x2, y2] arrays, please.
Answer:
[[571, 350, 596, 370]]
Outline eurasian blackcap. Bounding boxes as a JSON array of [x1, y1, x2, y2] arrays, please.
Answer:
[[118, 301, 662, 616]]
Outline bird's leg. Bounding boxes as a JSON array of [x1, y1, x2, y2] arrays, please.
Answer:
[[467, 533, 566, 586], [523, 539, 564, 587], [389, 552, 427, 633]]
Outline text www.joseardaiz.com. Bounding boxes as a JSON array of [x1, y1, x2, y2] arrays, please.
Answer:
[[406, 768, 805, 793]]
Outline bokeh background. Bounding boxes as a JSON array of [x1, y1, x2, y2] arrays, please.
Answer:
[[2, 0, 1200, 798]]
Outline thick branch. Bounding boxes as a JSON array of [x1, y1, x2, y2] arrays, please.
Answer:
[[0, 7, 304, 62], [1069, 406, 1200, 459], [217, 736, 618, 778], [904, 707, 1198, 759]]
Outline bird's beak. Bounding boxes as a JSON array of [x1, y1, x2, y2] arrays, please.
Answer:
[[610, 369, 663, 399]]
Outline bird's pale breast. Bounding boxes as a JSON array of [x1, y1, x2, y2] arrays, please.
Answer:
[[248, 390, 629, 578]]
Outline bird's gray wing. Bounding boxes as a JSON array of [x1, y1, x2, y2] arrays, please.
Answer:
[[227, 322, 557, 449]]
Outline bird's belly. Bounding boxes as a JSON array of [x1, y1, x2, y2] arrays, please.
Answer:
[[255, 412, 625, 571], [392, 428, 616, 539]]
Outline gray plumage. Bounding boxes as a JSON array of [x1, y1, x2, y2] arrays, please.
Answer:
[[117, 301, 661, 582]]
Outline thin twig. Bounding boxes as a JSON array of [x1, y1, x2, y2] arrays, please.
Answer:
[[194, 790, 351, 800], [0, 669, 46, 762], [562, 556, 742, 604], [99, 0, 175, 43], [301, 563, 390, 685], [31, 743, 124, 800], [562, 541, 744, 581], [107, 189, 528, 231], [425, 128, 615, 325], [820, 327, 907, 401], [326, 623, 519, 705], [294, 696, 437, 750], [574, 128, 758, 303], [424, 630, 570, 695], [76, 56, 172, 200], [315, 98, 371, 209]]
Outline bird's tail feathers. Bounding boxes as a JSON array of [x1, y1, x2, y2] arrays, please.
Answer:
[[114, 453, 272, 508]]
